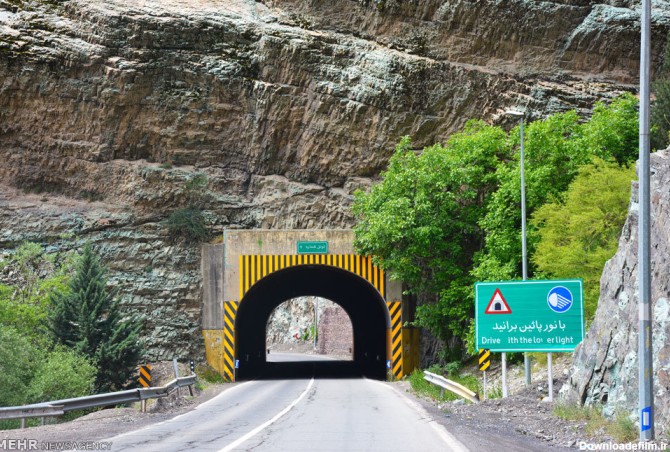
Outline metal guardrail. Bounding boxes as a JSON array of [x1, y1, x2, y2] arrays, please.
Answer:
[[423, 371, 480, 403], [0, 375, 197, 427]]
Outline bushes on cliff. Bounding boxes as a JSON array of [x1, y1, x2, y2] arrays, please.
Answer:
[[165, 172, 210, 243], [531, 159, 635, 322], [48, 244, 143, 393], [0, 242, 74, 341], [353, 94, 638, 356], [166, 207, 209, 243]]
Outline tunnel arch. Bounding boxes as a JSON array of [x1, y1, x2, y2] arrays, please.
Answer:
[[235, 264, 390, 380]]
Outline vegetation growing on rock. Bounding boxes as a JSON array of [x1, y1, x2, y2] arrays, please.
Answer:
[[353, 94, 638, 358]]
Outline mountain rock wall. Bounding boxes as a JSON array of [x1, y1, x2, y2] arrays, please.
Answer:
[[560, 150, 670, 430], [1, 0, 668, 360]]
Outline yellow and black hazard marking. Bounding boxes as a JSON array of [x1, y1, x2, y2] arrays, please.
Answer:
[[223, 301, 239, 382], [478, 348, 491, 371], [238, 254, 385, 300], [139, 365, 152, 388], [387, 301, 403, 379]]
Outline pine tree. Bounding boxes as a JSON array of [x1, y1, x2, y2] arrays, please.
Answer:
[[48, 244, 143, 393]]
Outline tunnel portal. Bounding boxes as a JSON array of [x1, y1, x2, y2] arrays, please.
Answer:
[[236, 265, 389, 380]]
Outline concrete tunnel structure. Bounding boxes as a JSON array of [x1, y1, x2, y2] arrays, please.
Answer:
[[201, 230, 419, 381]]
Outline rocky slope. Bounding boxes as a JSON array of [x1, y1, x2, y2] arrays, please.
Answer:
[[560, 150, 670, 432], [1, 0, 668, 361]]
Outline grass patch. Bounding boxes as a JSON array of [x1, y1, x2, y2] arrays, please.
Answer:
[[409, 368, 481, 403], [195, 363, 226, 384], [554, 403, 637, 443]]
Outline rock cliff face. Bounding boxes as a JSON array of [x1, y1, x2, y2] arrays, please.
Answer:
[[560, 150, 670, 429], [1, 0, 668, 360]]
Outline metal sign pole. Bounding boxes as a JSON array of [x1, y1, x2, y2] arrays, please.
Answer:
[[547, 352, 553, 402], [502, 352, 508, 398], [639, 0, 654, 440], [483, 370, 487, 400]]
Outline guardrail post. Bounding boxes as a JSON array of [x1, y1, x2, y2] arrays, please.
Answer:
[[20, 418, 26, 429]]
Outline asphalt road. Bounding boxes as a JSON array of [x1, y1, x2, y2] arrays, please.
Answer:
[[105, 354, 468, 452]]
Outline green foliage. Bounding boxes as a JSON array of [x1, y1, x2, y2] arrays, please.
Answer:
[[0, 243, 74, 341], [531, 160, 635, 321], [166, 207, 209, 243], [408, 369, 481, 402], [474, 110, 586, 283], [354, 95, 638, 358], [48, 244, 143, 393], [195, 363, 226, 384], [354, 123, 509, 342], [554, 403, 636, 443], [579, 93, 639, 165], [652, 32, 670, 150], [0, 327, 40, 407], [475, 95, 638, 284], [26, 346, 96, 403]]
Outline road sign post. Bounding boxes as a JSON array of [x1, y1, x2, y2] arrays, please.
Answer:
[[476, 280, 584, 352], [476, 279, 584, 399]]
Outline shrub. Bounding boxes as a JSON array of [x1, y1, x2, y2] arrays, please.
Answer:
[[0, 327, 40, 407], [26, 346, 96, 403], [166, 207, 209, 243]]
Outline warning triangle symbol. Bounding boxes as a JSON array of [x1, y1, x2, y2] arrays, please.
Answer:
[[485, 288, 512, 314]]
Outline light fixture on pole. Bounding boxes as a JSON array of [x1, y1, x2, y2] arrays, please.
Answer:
[[505, 108, 531, 391]]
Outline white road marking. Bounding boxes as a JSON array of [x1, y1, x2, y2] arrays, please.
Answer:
[[217, 378, 315, 452], [372, 379, 470, 452]]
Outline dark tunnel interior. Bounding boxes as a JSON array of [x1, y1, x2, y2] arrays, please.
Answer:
[[235, 265, 390, 380]]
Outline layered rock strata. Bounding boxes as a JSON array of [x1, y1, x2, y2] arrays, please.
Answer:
[[1, 0, 667, 360]]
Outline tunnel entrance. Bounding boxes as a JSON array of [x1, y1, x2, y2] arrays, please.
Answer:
[[235, 265, 390, 380]]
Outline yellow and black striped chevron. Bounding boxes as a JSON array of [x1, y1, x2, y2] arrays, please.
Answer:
[[387, 301, 403, 379], [222, 301, 239, 382], [239, 254, 385, 300]]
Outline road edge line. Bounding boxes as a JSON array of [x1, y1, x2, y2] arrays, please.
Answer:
[[100, 380, 254, 443], [372, 380, 470, 452]]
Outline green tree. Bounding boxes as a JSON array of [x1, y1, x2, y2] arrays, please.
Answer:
[[651, 32, 670, 150], [354, 122, 509, 345], [0, 243, 74, 341], [474, 95, 639, 284], [48, 244, 143, 392], [0, 327, 40, 407], [579, 93, 640, 165], [531, 160, 635, 321], [27, 346, 96, 404]]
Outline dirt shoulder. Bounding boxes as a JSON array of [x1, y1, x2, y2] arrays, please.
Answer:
[[396, 354, 669, 451], [0, 380, 228, 445]]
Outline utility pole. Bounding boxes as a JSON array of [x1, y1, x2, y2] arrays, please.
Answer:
[[639, 0, 654, 441]]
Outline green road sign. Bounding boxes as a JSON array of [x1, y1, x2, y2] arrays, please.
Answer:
[[297, 241, 328, 254], [475, 279, 584, 352]]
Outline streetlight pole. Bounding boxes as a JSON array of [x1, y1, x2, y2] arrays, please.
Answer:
[[507, 109, 531, 388], [639, 0, 654, 441]]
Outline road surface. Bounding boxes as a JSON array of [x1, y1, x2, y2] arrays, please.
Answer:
[[105, 355, 467, 451]]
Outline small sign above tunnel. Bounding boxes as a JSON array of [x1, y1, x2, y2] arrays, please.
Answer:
[[297, 241, 328, 254]]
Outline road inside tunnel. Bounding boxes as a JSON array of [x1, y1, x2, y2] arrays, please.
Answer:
[[235, 265, 390, 380]]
